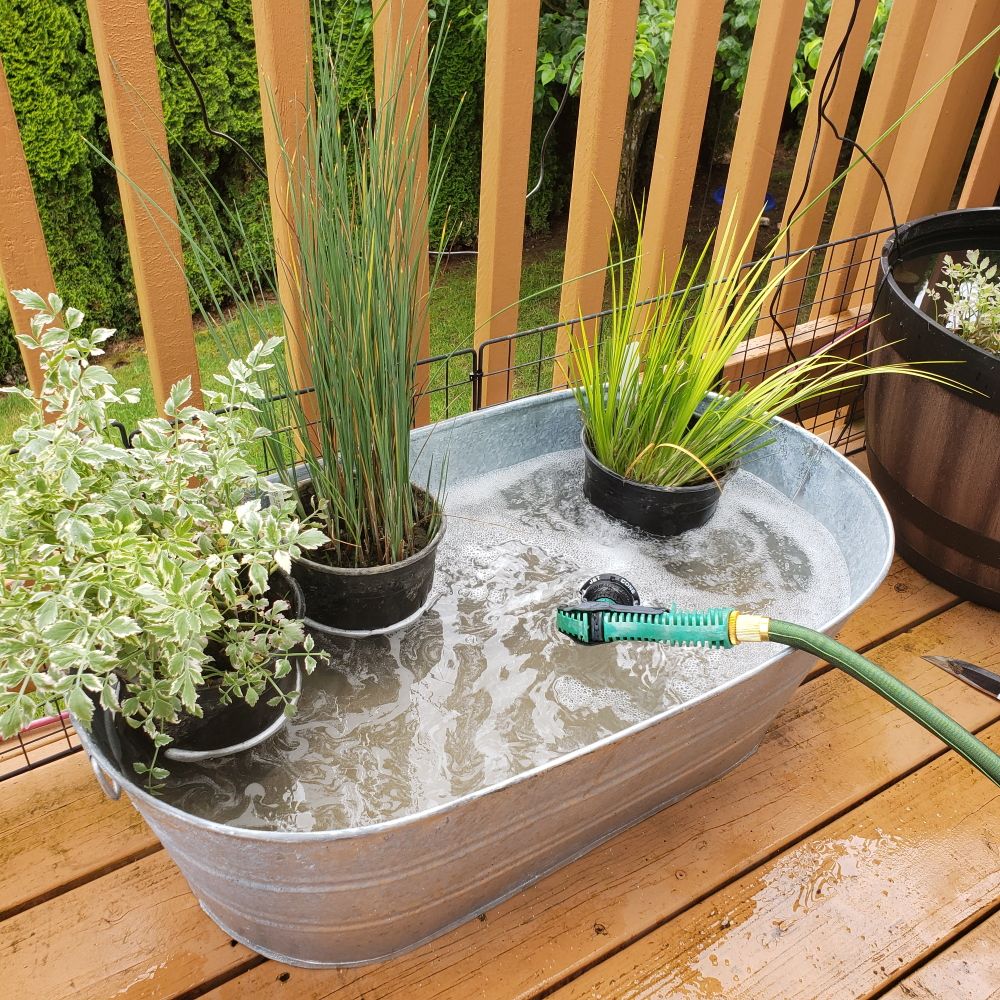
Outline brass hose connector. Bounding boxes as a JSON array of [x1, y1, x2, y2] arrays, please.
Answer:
[[728, 612, 770, 644]]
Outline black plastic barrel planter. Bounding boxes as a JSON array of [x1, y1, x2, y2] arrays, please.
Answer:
[[866, 207, 1000, 608]]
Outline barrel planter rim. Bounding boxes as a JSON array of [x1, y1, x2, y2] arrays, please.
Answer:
[[877, 207, 1000, 404]]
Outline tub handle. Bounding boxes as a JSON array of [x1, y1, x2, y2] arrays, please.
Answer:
[[90, 756, 121, 801]]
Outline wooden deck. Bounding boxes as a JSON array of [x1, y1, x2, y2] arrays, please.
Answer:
[[3, 463, 1000, 999]]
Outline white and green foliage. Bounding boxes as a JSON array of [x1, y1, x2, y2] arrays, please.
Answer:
[[0, 291, 327, 776], [570, 216, 964, 490], [925, 249, 1000, 355]]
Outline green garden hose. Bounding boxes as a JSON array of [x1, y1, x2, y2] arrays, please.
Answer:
[[556, 574, 1000, 788], [766, 619, 1000, 788]]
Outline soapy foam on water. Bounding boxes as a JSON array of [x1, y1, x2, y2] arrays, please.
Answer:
[[135, 448, 851, 832]]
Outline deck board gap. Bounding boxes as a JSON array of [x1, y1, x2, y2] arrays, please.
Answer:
[[797, 598, 965, 687], [0, 842, 164, 923], [177, 955, 269, 1000], [852, 597, 966, 655], [868, 896, 1000, 999]]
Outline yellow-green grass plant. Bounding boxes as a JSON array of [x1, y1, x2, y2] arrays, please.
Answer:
[[569, 210, 964, 489]]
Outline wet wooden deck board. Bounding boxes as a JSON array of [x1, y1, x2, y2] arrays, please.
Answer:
[[2, 505, 998, 997]]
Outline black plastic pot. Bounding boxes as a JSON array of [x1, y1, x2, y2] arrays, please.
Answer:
[[97, 571, 307, 766], [865, 207, 1000, 608], [581, 432, 732, 536], [162, 570, 305, 761], [291, 482, 445, 636]]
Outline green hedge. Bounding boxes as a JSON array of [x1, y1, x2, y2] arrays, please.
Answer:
[[0, 1, 560, 382]]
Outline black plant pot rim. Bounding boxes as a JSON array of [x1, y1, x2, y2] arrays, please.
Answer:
[[291, 478, 446, 638], [580, 431, 734, 494], [292, 515, 446, 578], [163, 665, 302, 763]]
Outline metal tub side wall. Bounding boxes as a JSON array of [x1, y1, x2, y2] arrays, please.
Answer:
[[79, 391, 893, 967], [104, 647, 813, 967]]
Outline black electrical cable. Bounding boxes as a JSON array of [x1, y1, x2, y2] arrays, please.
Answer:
[[163, 0, 268, 180], [764, 0, 901, 429], [527, 47, 586, 202]]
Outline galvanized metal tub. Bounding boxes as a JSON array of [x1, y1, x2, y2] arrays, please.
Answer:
[[77, 390, 893, 968]]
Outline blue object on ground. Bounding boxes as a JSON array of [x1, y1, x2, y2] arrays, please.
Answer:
[[712, 186, 777, 212]]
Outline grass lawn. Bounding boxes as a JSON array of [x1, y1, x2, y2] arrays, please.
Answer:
[[0, 242, 566, 442]]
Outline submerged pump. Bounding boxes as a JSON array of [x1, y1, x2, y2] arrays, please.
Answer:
[[557, 574, 1000, 787]]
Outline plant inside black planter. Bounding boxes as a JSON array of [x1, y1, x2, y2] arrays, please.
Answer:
[[173, 8, 451, 636], [0, 293, 327, 781]]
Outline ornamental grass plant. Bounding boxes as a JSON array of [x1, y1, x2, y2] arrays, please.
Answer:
[[569, 211, 965, 489], [167, 7, 453, 573]]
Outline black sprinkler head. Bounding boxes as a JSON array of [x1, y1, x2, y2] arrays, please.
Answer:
[[579, 573, 641, 606]]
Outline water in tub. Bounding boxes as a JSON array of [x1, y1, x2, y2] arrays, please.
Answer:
[[131, 448, 850, 831]]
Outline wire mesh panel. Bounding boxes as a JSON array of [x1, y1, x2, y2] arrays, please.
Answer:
[[2, 226, 890, 783], [473, 225, 892, 457], [0, 712, 78, 781]]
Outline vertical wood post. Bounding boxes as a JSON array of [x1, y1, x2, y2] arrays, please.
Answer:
[[959, 82, 1000, 208], [757, 0, 878, 333], [637, 0, 725, 307], [879, 1, 1000, 225], [473, 0, 541, 407], [816, 0, 929, 318], [87, 0, 201, 410], [373, 0, 432, 426], [251, 0, 314, 419], [552, 0, 641, 386], [0, 56, 55, 395], [713, 0, 808, 273]]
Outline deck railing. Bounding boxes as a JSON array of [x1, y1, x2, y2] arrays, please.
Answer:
[[0, 0, 998, 417]]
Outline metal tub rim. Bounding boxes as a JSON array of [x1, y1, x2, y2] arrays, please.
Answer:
[[78, 389, 893, 844]]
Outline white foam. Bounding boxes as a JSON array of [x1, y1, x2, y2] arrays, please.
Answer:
[[150, 447, 851, 831]]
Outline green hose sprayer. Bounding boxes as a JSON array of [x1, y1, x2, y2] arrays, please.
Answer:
[[556, 574, 1000, 787]]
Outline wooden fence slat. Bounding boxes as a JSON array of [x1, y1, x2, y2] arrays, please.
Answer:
[[251, 0, 313, 424], [86, 0, 201, 411], [552, 0, 641, 385], [0, 55, 54, 395], [816, 1, 929, 320], [551, 720, 1000, 999], [474, 0, 541, 407], [878, 1, 1000, 227], [713, 0, 808, 272], [756, 0, 879, 334], [825, 2, 1000, 321], [373, 0, 432, 426], [959, 80, 1000, 208], [636, 0, 725, 306]]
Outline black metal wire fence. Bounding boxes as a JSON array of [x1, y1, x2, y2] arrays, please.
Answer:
[[0, 224, 891, 781]]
